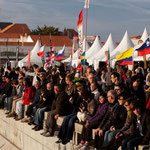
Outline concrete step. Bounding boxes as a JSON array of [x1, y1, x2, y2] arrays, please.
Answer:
[[0, 109, 74, 150]]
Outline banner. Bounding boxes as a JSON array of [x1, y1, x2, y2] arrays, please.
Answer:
[[77, 9, 83, 57]]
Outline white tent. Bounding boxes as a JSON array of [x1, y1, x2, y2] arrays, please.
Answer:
[[62, 38, 90, 64], [109, 31, 134, 60], [87, 33, 116, 70], [134, 28, 150, 61], [93, 33, 116, 61], [18, 40, 42, 67], [86, 36, 102, 61]]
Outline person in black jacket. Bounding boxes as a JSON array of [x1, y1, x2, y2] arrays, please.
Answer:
[[0, 75, 12, 108], [31, 82, 55, 131], [94, 90, 126, 149], [121, 101, 150, 150], [102, 92, 127, 148], [41, 84, 70, 137]]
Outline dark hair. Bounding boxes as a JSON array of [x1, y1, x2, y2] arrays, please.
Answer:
[[23, 77, 32, 87], [131, 75, 140, 83], [130, 100, 143, 110], [115, 83, 125, 90], [111, 72, 120, 79], [99, 92, 107, 98]]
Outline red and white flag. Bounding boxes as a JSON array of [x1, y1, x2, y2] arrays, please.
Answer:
[[77, 9, 83, 56], [37, 46, 45, 57]]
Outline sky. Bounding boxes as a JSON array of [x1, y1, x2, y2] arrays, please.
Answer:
[[0, 0, 150, 42]]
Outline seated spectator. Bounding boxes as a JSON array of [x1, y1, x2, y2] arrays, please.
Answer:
[[121, 101, 150, 150], [77, 92, 108, 149], [6, 78, 24, 117], [31, 83, 55, 130], [21, 81, 42, 123], [41, 84, 70, 137], [94, 90, 124, 149], [15, 77, 36, 120], [130, 75, 146, 107], [102, 92, 127, 148], [102, 98, 135, 150], [0, 75, 12, 108], [90, 82, 100, 103], [55, 84, 87, 144]]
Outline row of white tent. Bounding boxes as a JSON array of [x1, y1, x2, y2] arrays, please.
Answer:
[[63, 28, 150, 70], [18, 28, 150, 70]]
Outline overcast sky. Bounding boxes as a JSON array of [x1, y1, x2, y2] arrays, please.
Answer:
[[0, 0, 150, 42]]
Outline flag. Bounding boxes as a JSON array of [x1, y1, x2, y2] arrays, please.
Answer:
[[116, 48, 133, 65], [80, 51, 85, 66], [37, 46, 45, 57], [76, 63, 82, 73], [105, 49, 110, 65], [136, 38, 150, 56], [77, 9, 83, 56], [28, 50, 30, 68], [84, 0, 90, 9], [55, 45, 65, 61], [50, 44, 55, 55]]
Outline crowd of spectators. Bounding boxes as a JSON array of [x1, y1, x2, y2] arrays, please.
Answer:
[[0, 63, 150, 150]]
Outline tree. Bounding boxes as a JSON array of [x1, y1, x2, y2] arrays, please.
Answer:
[[30, 25, 61, 35]]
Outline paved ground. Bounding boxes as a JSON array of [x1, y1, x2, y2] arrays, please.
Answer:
[[0, 134, 19, 150]]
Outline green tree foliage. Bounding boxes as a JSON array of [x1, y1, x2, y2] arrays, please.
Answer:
[[31, 25, 61, 35]]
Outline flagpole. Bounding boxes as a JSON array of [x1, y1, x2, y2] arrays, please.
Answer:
[[83, 6, 88, 76]]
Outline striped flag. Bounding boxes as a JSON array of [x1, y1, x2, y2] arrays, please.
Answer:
[[77, 9, 83, 56]]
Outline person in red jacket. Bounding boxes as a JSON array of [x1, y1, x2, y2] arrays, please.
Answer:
[[15, 77, 36, 120]]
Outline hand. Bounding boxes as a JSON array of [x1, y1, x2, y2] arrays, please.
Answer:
[[115, 132, 123, 139], [69, 97, 73, 104], [13, 96, 17, 100], [29, 102, 32, 105], [110, 125, 115, 131], [99, 129, 103, 136], [54, 114, 59, 120], [85, 122, 89, 128], [43, 97, 46, 101], [95, 128, 101, 135]]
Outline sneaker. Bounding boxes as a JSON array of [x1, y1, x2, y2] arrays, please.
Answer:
[[80, 145, 89, 150], [42, 132, 54, 137], [21, 117, 30, 123], [15, 115, 23, 121], [40, 131, 48, 135], [6, 112, 16, 118], [55, 139, 62, 144], [5, 111, 10, 114], [32, 125, 38, 130], [34, 126, 43, 131], [74, 143, 84, 149]]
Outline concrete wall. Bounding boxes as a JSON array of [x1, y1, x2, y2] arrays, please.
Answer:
[[0, 110, 73, 150]]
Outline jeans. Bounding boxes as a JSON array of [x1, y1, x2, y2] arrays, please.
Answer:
[[16, 100, 24, 116], [121, 135, 143, 150], [34, 107, 47, 127], [6, 96, 14, 112], [0, 94, 7, 108], [58, 113, 78, 141], [103, 129, 120, 147]]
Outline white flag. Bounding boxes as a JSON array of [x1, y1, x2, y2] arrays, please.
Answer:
[[84, 0, 89, 9]]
